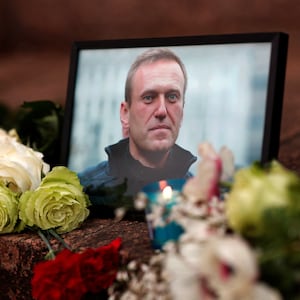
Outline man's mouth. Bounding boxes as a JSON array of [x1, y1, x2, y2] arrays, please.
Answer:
[[149, 125, 171, 131]]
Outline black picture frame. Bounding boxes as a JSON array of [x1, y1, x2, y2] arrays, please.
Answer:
[[60, 32, 288, 174]]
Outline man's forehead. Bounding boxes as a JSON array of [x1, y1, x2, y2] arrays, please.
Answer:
[[133, 60, 185, 82], [137, 59, 181, 71]]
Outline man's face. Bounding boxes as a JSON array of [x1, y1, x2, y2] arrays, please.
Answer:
[[121, 60, 185, 161]]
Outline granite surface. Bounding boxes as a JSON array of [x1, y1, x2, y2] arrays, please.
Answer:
[[0, 217, 153, 300]]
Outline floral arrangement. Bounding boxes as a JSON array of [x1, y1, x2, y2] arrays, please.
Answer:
[[1, 122, 300, 299], [107, 143, 300, 300], [0, 128, 122, 299], [0, 129, 90, 235]]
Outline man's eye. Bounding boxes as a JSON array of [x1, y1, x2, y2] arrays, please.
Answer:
[[167, 93, 179, 102], [143, 95, 154, 103]]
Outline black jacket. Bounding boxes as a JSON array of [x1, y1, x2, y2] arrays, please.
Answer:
[[78, 138, 197, 207]]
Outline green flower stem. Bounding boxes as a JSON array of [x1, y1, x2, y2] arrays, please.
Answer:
[[38, 229, 55, 260], [48, 228, 72, 251]]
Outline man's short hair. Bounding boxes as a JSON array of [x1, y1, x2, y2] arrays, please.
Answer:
[[125, 48, 188, 105]]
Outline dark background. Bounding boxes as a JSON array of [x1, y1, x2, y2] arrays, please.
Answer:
[[0, 0, 299, 149]]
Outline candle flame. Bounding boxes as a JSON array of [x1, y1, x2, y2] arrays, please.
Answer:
[[162, 186, 173, 200]]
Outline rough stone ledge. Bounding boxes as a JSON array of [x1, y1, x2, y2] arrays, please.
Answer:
[[0, 217, 153, 300]]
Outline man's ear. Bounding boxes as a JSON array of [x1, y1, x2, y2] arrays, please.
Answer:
[[120, 101, 129, 138]]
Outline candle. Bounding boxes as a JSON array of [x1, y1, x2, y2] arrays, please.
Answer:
[[142, 178, 186, 249]]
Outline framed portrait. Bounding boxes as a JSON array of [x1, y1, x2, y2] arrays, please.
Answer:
[[60, 32, 288, 176]]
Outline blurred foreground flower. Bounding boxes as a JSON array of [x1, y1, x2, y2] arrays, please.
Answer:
[[170, 142, 234, 243], [165, 235, 281, 300], [225, 161, 300, 238], [110, 143, 281, 299], [226, 160, 300, 297], [182, 142, 234, 203]]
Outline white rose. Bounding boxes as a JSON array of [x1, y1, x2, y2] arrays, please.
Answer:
[[0, 129, 50, 193]]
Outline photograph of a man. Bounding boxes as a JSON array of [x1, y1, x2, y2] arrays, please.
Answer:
[[78, 48, 197, 205]]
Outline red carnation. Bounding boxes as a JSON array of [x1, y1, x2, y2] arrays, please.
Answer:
[[79, 237, 122, 293], [31, 238, 122, 299], [32, 249, 87, 300]]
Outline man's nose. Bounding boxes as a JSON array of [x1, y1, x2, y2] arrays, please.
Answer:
[[154, 97, 167, 119]]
